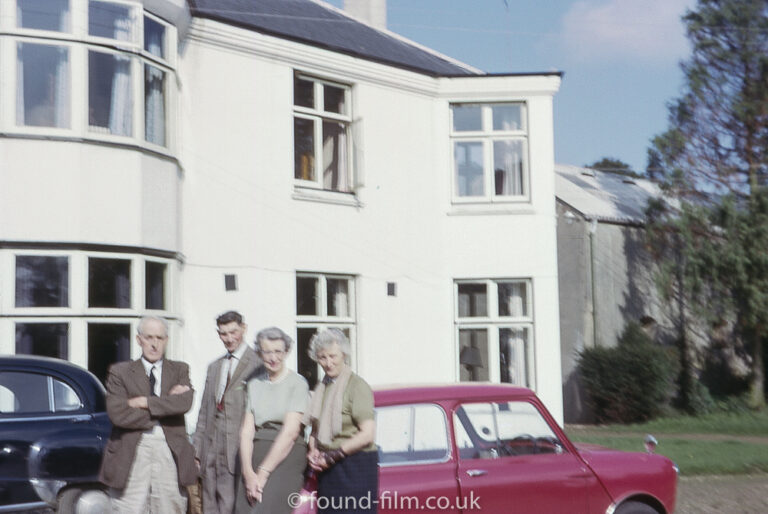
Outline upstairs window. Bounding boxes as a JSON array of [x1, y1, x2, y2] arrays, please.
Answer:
[[16, 0, 71, 32], [143, 15, 166, 59], [451, 103, 528, 202], [88, 0, 134, 42], [293, 74, 352, 193], [88, 50, 132, 136], [16, 43, 71, 128]]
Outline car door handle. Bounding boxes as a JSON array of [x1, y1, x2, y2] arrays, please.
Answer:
[[466, 469, 488, 477]]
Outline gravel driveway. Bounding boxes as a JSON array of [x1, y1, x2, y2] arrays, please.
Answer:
[[676, 474, 768, 513]]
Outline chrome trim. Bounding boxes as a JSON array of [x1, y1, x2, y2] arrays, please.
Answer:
[[0, 501, 48, 512], [0, 413, 91, 423], [605, 502, 617, 514], [30, 478, 66, 504]]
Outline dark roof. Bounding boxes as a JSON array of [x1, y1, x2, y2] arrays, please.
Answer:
[[187, 0, 480, 77]]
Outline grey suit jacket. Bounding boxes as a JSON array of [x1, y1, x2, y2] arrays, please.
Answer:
[[192, 344, 260, 474], [99, 358, 197, 489]]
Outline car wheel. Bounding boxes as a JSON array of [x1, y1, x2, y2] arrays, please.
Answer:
[[58, 487, 111, 514], [615, 500, 659, 514]]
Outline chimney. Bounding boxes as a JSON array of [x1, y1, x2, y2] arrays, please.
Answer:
[[343, 0, 387, 30]]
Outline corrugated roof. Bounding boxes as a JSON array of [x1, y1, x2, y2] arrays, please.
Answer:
[[187, 0, 480, 76], [555, 164, 661, 225]]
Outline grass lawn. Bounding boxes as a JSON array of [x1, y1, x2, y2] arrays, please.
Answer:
[[564, 410, 768, 476]]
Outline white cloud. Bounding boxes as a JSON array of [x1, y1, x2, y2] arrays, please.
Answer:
[[561, 0, 694, 64]]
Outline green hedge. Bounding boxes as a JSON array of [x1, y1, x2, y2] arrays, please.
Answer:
[[579, 322, 679, 423]]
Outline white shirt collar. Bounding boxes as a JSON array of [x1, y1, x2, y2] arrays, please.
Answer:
[[228, 341, 249, 361], [141, 357, 163, 375]]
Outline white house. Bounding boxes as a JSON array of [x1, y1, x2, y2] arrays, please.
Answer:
[[0, 0, 564, 422]]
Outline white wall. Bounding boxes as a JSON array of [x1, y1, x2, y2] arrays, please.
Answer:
[[177, 20, 564, 423]]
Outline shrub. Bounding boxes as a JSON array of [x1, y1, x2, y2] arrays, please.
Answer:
[[579, 322, 679, 423]]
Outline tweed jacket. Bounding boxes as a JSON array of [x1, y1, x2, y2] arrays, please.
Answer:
[[192, 344, 260, 474], [99, 358, 197, 489]]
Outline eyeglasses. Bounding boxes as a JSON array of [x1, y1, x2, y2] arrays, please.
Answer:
[[260, 350, 286, 358]]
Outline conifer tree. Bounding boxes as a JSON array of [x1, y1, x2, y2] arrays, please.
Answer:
[[648, 0, 768, 408]]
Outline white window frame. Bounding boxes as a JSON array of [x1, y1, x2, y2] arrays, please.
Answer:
[[454, 278, 535, 387], [0, 0, 176, 152], [85, 0, 140, 48], [450, 102, 530, 203], [295, 272, 357, 382], [293, 73, 353, 193], [0, 248, 178, 364]]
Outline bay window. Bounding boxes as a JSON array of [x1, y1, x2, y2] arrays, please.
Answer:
[[455, 279, 534, 387], [4, 249, 175, 384], [451, 103, 528, 201], [293, 74, 352, 193], [5, 0, 174, 148]]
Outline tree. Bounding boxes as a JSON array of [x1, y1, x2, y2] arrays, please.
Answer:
[[585, 157, 640, 177], [648, 0, 768, 408]]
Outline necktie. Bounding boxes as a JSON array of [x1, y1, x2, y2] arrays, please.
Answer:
[[217, 355, 233, 411], [149, 366, 157, 396]]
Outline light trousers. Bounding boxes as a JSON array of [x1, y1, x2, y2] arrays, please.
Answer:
[[202, 412, 237, 514], [111, 429, 187, 514]]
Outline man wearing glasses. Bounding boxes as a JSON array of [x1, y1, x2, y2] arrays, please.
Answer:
[[100, 316, 197, 513], [193, 311, 260, 513]]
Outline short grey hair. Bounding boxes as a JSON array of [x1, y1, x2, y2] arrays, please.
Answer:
[[255, 326, 294, 353], [137, 316, 169, 336], [308, 328, 351, 362]]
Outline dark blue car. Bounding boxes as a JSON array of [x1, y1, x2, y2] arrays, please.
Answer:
[[0, 355, 111, 513]]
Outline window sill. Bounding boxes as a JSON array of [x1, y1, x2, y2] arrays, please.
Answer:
[[448, 202, 535, 216], [292, 187, 363, 208]]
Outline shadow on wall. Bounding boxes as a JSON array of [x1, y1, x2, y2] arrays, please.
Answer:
[[563, 370, 595, 424]]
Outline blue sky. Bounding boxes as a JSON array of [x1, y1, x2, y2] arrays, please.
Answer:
[[326, 0, 695, 173]]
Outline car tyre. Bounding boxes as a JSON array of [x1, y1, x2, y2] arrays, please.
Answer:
[[58, 487, 111, 514], [615, 500, 659, 514]]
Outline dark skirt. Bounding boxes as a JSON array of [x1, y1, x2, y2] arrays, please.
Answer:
[[318, 450, 379, 514], [235, 431, 307, 514]]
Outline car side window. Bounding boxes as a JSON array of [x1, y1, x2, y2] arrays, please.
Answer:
[[376, 403, 450, 465], [0, 371, 82, 415], [454, 401, 565, 459]]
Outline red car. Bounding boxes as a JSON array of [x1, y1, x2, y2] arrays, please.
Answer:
[[292, 384, 677, 514]]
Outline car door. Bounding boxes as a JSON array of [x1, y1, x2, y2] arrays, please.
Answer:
[[0, 368, 88, 507], [377, 403, 461, 513], [453, 400, 596, 514]]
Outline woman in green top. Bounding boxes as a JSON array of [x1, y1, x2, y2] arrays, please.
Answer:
[[236, 327, 309, 514], [305, 328, 378, 514]]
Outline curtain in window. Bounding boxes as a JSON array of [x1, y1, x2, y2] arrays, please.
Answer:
[[144, 64, 165, 146], [499, 282, 526, 317], [109, 56, 131, 135], [323, 121, 349, 191], [17, 0, 71, 32], [113, 12, 131, 41], [16, 43, 70, 128], [327, 279, 349, 317], [144, 17, 164, 58], [500, 328, 526, 386], [494, 140, 523, 196]]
